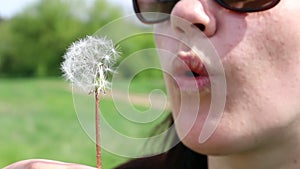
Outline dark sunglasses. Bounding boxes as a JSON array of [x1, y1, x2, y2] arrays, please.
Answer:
[[133, 0, 281, 24]]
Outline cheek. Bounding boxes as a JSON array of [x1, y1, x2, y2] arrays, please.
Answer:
[[253, 16, 300, 119], [223, 12, 300, 129]]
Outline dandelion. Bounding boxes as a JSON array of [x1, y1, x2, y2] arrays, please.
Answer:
[[61, 35, 120, 169], [62, 35, 119, 94]]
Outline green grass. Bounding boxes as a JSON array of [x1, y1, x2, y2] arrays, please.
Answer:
[[0, 78, 170, 168]]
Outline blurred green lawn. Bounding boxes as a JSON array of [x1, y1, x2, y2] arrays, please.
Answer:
[[0, 78, 169, 168]]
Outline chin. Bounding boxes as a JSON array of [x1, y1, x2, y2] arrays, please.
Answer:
[[180, 132, 245, 156], [176, 111, 261, 156]]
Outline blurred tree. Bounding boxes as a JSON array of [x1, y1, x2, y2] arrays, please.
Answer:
[[0, 0, 123, 77], [0, 0, 159, 80]]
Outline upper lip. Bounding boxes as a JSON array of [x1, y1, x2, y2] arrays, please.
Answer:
[[173, 50, 209, 78]]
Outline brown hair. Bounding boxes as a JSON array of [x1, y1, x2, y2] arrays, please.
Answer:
[[115, 114, 208, 169]]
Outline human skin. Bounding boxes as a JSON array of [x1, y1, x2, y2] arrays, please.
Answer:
[[3, 159, 97, 169], [154, 0, 300, 169]]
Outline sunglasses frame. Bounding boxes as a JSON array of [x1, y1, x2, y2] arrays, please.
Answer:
[[133, 0, 281, 24]]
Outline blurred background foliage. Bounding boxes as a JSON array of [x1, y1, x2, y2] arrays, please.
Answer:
[[0, 0, 157, 79], [0, 0, 168, 168]]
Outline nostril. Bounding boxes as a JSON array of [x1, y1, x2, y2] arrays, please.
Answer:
[[193, 23, 206, 32]]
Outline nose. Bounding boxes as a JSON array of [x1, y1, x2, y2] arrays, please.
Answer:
[[170, 0, 216, 37]]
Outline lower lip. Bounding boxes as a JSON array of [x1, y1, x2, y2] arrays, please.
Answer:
[[174, 76, 211, 92]]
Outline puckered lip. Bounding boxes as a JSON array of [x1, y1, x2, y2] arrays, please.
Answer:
[[172, 50, 211, 92]]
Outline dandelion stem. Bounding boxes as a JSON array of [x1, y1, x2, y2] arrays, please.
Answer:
[[95, 89, 102, 169]]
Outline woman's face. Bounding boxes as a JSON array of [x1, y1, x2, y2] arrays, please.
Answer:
[[154, 0, 300, 155]]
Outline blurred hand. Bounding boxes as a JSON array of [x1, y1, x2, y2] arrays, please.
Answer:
[[3, 159, 97, 169]]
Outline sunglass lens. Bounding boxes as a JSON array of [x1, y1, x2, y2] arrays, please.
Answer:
[[220, 0, 278, 12], [135, 0, 178, 23]]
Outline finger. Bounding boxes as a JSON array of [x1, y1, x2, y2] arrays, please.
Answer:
[[3, 159, 97, 169]]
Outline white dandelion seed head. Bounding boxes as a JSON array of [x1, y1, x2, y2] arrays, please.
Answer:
[[61, 35, 120, 94]]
